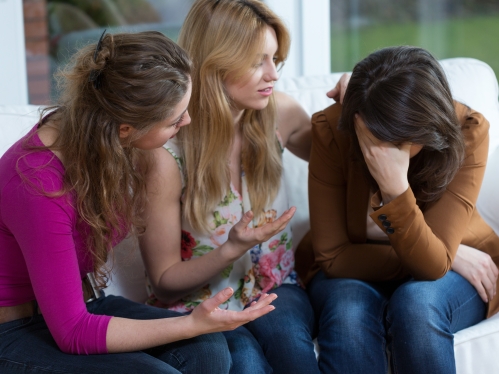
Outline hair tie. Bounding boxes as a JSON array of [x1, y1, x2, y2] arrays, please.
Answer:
[[88, 29, 107, 90]]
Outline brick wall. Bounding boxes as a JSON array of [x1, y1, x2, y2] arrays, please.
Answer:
[[23, 0, 50, 105]]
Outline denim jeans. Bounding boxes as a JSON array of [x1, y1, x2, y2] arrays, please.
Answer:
[[223, 284, 320, 374], [308, 270, 486, 374], [0, 295, 231, 374]]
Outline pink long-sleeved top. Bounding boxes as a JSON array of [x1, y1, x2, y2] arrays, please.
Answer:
[[0, 124, 112, 354]]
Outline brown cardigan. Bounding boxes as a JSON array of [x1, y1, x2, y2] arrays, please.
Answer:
[[295, 102, 499, 318]]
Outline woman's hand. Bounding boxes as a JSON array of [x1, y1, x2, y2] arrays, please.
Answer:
[[223, 207, 296, 261], [452, 244, 498, 303], [355, 115, 410, 203], [188, 287, 277, 333], [327, 73, 351, 104]]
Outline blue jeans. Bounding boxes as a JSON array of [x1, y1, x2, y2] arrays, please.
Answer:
[[223, 284, 319, 374], [0, 295, 231, 373], [308, 270, 486, 374]]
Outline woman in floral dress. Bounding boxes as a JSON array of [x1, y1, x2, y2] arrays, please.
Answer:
[[139, 0, 320, 373]]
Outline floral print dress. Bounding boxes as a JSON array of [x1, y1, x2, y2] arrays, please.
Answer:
[[146, 136, 301, 312]]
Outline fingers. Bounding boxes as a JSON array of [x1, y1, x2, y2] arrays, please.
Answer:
[[471, 256, 497, 303], [474, 280, 489, 303], [259, 207, 296, 238], [485, 259, 498, 300], [234, 211, 254, 230], [475, 254, 497, 302], [277, 206, 296, 224], [326, 87, 339, 100], [327, 73, 351, 104], [244, 293, 277, 312], [479, 273, 493, 303], [217, 295, 276, 327], [453, 245, 498, 303], [355, 115, 382, 147], [201, 287, 234, 312], [491, 261, 499, 280], [241, 304, 275, 322]]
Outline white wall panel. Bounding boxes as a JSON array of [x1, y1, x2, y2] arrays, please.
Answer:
[[265, 0, 331, 78], [0, 0, 28, 105]]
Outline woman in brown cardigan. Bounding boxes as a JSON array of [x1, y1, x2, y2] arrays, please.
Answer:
[[297, 46, 499, 374]]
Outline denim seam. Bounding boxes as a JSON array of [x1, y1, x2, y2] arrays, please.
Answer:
[[0, 358, 75, 374], [449, 290, 484, 332], [164, 350, 186, 370], [378, 299, 390, 374]]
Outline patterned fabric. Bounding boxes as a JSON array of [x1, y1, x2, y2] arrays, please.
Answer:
[[146, 136, 301, 312]]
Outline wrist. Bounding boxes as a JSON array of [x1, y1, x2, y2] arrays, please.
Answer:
[[380, 181, 409, 204], [182, 314, 202, 339], [219, 240, 243, 263]]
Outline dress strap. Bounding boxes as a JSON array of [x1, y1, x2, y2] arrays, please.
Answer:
[[163, 139, 185, 188]]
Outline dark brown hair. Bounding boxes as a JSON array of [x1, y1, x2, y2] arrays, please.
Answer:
[[36, 31, 192, 287], [339, 46, 465, 206]]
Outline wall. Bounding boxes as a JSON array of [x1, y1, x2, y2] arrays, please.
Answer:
[[264, 0, 331, 78], [0, 0, 28, 105]]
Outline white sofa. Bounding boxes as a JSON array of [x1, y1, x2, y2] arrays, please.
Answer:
[[1, 58, 498, 373]]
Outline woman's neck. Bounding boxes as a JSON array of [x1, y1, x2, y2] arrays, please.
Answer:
[[231, 107, 244, 127]]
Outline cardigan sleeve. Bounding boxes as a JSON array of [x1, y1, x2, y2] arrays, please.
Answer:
[[309, 103, 489, 281], [309, 105, 408, 281], [369, 107, 490, 279]]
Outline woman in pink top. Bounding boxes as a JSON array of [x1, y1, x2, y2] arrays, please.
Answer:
[[0, 31, 279, 373]]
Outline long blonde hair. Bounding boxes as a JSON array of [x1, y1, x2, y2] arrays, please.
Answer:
[[177, 0, 290, 232], [31, 32, 192, 287]]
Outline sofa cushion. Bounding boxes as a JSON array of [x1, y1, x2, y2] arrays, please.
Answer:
[[0, 105, 41, 156]]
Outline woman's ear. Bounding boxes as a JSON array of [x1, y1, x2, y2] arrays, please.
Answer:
[[119, 124, 136, 139]]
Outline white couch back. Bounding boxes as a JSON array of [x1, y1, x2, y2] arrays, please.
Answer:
[[1, 58, 498, 304]]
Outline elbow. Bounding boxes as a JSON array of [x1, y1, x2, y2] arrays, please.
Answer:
[[57, 345, 75, 355], [412, 263, 451, 281], [154, 293, 181, 306], [56, 337, 85, 355], [149, 283, 182, 306], [319, 259, 341, 279]]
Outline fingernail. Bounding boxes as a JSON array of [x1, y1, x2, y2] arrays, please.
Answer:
[[224, 288, 233, 296]]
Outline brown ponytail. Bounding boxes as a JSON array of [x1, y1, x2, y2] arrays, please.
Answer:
[[36, 31, 192, 287]]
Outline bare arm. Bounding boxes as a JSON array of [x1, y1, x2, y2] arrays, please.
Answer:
[[275, 91, 312, 161], [139, 147, 295, 305], [106, 287, 276, 352]]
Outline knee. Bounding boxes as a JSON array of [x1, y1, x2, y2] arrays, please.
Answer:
[[315, 279, 386, 334], [191, 332, 231, 372], [388, 282, 446, 333], [388, 281, 445, 320]]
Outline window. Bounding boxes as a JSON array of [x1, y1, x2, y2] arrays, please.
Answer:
[[24, 0, 195, 104], [330, 0, 499, 79]]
